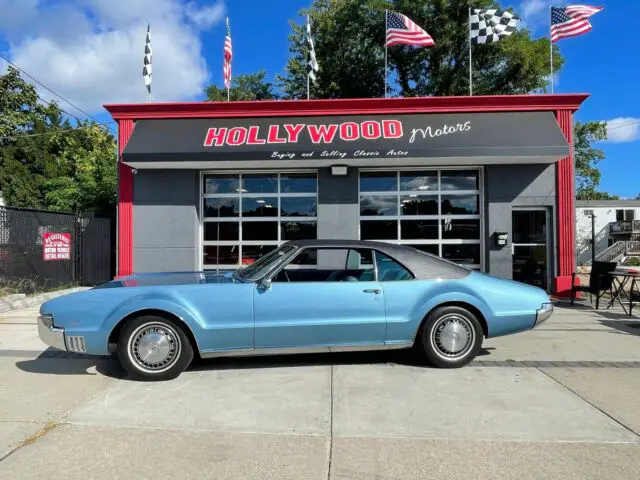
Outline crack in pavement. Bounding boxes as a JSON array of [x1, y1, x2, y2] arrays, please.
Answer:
[[0, 421, 61, 464]]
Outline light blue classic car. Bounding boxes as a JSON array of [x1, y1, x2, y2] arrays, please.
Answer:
[[38, 240, 553, 380]]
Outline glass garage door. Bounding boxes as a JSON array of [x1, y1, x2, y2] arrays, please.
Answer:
[[359, 169, 482, 270], [201, 172, 318, 269]]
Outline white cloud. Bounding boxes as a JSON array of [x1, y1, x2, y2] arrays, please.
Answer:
[[521, 0, 550, 18], [518, 0, 554, 31], [0, 0, 225, 115], [605, 117, 640, 143]]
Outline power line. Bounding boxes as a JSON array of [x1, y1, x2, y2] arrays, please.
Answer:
[[606, 120, 640, 131], [0, 125, 114, 142], [0, 54, 116, 133]]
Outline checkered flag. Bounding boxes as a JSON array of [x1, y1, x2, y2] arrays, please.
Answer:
[[306, 15, 319, 85], [143, 23, 152, 94], [470, 9, 520, 44]]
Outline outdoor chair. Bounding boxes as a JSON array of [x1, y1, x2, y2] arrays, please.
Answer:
[[570, 261, 617, 309]]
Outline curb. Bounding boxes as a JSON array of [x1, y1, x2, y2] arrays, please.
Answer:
[[0, 287, 90, 313]]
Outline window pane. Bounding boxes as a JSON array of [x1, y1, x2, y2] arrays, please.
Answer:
[[400, 195, 438, 215], [442, 219, 480, 240], [440, 170, 479, 191], [203, 245, 239, 265], [512, 211, 546, 244], [360, 220, 397, 240], [289, 248, 318, 266], [204, 175, 240, 194], [441, 195, 479, 215], [241, 245, 278, 265], [281, 173, 317, 193], [442, 244, 480, 265], [243, 198, 279, 217], [243, 222, 278, 241], [401, 220, 439, 239], [360, 172, 397, 192], [243, 174, 277, 193], [400, 171, 438, 192], [281, 221, 317, 241], [408, 244, 439, 256], [281, 197, 317, 217], [204, 198, 239, 218], [346, 248, 374, 268], [360, 195, 397, 216], [204, 222, 239, 241], [375, 251, 414, 281]]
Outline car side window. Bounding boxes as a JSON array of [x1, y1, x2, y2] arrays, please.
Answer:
[[272, 247, 375, 282], [374, 251, 414, 281]]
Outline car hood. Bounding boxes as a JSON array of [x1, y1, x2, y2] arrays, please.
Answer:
[[94, 270, 242, 288]]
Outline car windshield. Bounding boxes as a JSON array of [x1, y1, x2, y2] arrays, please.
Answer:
[[234, 245, 298, 282]]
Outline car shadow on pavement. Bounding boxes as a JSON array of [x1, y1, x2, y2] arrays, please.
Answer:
[[14, 348, 124, 377]]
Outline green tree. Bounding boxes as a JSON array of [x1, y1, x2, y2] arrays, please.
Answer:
[[280, 0, 563, 99], [204, 70, 279, 101], [0, 66, 117, 213], [573, 120, 618, 200]]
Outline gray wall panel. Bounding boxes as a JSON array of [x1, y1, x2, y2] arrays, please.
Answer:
[[485, 164, 557, 281], [317, 168, 359, 239], [133, 170, 199, 272]]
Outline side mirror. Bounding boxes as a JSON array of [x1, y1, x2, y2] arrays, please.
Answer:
[[259, 278, 272, 290]]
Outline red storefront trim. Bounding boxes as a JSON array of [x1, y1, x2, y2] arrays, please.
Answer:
[[554, 110, 577, 297], [117, 119, 134, 278]]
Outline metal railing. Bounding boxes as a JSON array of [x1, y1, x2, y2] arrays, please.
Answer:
[[585, 240, 640, 265], [609, 220, 640, 234]]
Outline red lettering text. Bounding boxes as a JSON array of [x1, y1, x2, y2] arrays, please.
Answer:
[[246, 126, 266, 145], [361, 121, 382, 140], [283, 124, 305, 143], [382, 120, 403, 139], [340, 122, 360, 141], [307, 124, 338, 144], [267, 125, 287, 144], [204, 128, 228, 147], [227, 127, 248, 146]]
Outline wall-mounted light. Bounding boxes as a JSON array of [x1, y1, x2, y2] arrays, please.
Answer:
[[330, 165, 348, 176], [496, 232, 508, 247]]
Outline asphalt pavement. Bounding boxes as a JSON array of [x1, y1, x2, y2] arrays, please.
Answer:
[[1, 301, 640, 479]]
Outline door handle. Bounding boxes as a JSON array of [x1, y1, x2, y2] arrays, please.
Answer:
[[363, 288, 381, 294]]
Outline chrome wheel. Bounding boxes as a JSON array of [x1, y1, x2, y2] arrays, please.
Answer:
[[430, 314, 475, 360], [127, 322, 182, 374]]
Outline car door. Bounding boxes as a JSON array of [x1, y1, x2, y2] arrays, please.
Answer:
[[253, 247, 386, 349]]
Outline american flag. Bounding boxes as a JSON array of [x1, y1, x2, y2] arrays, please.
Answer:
[[223, 17, 232, 89], [551, 5, 603, 43], [386, 11, 434, 47]]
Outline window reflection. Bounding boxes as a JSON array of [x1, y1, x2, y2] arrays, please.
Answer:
[[204, 198, 239, 218], [442, 219, 480, 240], [401, 196, 438, 215], [360, 172, 397, 192], [360, 221, 397, 240], [203, 245, 239, 265], [243, 175, 277, 193], [281, 197, 317, 217], [281, 174, 317, 193], [204, 222, 239, 241], [440, 171, 479, 191], [242, 245, 278, 265], [441, 195, 479, 215], [204, 175, 241, 194], [400, 171, 438, 192], [242, 198, 279, 217], [401, 220, 439, 239], [243, 222, 278, 241], [281, 222, 317, 240], [360, 195, 397, 216], [442, 244, 480, 265]]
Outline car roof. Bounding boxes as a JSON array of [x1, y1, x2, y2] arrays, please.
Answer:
[[282, 239, 471, 280]]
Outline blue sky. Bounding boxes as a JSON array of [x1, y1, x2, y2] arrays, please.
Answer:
[[0, 0, 637, 197]]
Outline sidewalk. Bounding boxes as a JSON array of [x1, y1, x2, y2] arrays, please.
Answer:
[[1, 301, 639, 479]]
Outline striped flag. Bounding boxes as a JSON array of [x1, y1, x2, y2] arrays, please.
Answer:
[[306, 15, 319, 85], [551, 5, 603, 43], [223, 17, 232, 90], [386, 11, 434, 47], [143, 23, 152, 94]]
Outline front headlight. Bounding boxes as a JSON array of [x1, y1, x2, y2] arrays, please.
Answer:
[[535, 302, 553, 326], [39, 314, 54, 328]]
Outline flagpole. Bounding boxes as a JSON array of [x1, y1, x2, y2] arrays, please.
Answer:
[[468, 7, 473, 96], [384, 9, 388, 98], [549, 6, 554, 94], [307, 15, 311, 100]]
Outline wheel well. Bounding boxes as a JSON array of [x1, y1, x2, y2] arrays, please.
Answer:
[[419, 302, 489, 338], [108, 309, 200, 357]]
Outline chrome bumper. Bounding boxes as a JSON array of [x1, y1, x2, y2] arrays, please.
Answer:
[[37, 315, 66, 351], [534, 303, 554, 327]]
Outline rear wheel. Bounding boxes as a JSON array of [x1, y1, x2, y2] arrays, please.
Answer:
[[117, 315, 193, 381], [418, 305, 483, 368]]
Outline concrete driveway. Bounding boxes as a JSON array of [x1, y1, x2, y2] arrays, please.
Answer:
[[1, 301, 640, 479]]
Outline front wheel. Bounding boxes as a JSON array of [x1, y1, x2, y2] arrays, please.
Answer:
[[418, 306, 483, 368], [117, 315, 194, 381]]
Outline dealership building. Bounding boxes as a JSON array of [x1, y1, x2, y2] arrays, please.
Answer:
[[105, 94, 587, 297]]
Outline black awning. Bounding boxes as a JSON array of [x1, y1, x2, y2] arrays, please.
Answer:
[[121, 111, 569, 169]]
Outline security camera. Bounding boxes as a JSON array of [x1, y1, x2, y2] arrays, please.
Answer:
[[131, 168, 138, 175]]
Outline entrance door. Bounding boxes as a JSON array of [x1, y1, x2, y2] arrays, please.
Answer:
[[512, 209, 551, 291]]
